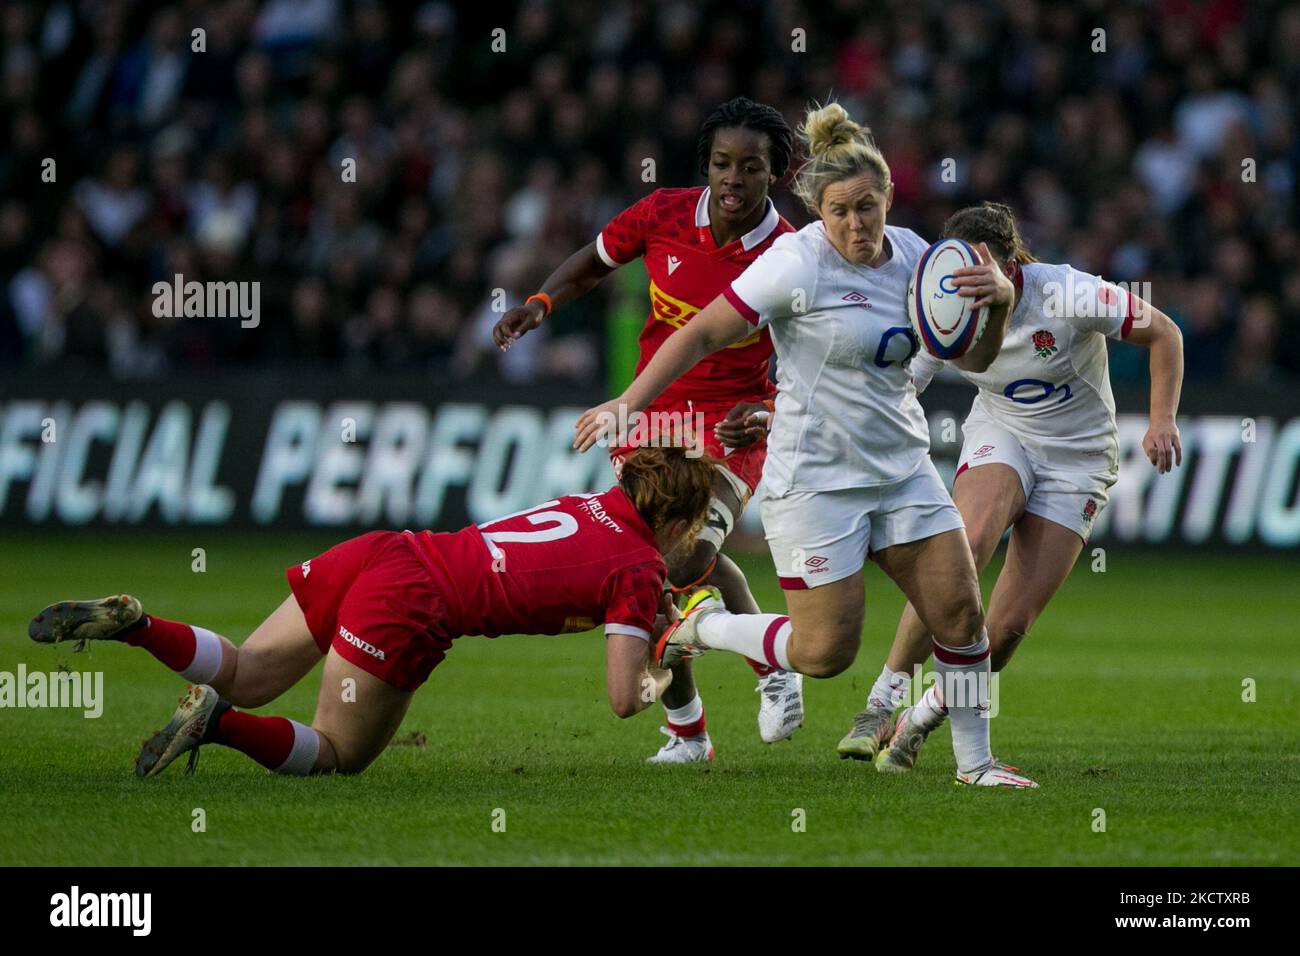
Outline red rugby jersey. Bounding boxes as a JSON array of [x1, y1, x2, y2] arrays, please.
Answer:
[[596, 187, 792, 408], [405, 487, 666, 641]]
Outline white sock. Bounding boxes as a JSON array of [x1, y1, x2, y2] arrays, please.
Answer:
[[180, 626, 224, 683], [663, 693, 705, 736], [697, 612, 792, 671], [664, 693, 703, 727], [910, 683, 948, 733], [932, 630, 992, 773], [869, 665, 910, 710], [273, 720, 321, 776]]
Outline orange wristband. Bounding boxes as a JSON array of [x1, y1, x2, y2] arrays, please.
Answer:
[[670, 556, 719, 594], [526, 292, 552, 317]]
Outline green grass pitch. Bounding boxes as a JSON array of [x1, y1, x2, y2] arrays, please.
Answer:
[[1, 531, 1297, 866]]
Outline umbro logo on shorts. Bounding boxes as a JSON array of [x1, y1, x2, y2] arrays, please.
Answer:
[[805, 554, 829, 573], [972, 444, 995, 459], [339, 625, 386, 661]]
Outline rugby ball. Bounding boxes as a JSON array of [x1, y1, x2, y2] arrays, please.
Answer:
[[907, 238, 988, 359]]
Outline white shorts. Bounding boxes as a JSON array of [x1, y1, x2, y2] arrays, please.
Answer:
[[758, 458, 965, 590], [957, 419, 1116, 541]]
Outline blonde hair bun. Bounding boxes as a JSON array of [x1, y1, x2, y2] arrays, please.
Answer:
[[792, 101, 890, 214], [801, 102, 875, 159]]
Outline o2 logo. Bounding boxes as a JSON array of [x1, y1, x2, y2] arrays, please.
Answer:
[[1003, 378, 1073, 405], [874, 325, 919, 368], [937, 274, 959, 295]]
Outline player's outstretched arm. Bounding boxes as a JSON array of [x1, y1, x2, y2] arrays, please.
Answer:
[[574, 296, 751, 451], [492, 242, 614, 351], [1124, 297, 1185, 474]]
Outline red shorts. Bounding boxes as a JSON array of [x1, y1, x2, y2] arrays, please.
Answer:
[[286, 530, 453, 692], [610, 398, 767, 496]]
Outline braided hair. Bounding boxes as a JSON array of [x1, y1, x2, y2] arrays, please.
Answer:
[[696, 96, 795, 179]]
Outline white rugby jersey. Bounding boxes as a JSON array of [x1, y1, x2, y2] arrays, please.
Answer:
[[910, 261, 1134, 474], [724, 222, 932, 493]]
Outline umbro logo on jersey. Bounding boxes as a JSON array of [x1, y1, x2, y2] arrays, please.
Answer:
[[667, 255, 682, 275], [842, 291, 870, 304]]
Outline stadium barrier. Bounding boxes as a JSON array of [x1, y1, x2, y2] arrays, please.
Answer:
[[0, 372, 1297, 550]]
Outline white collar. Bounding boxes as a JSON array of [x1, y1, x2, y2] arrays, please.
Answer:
[[695, 187, 781, 250]]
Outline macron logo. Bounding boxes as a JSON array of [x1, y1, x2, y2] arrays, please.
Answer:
[[667, 255, 682, 275], [339, 626, 385, 661], [301, 560, 311, 577], [50, 886, 151, 936]]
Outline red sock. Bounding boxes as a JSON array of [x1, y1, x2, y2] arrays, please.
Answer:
[[745, 657, 776, 677], [124, 616, 196, 671], [666, 702, 707, 738], [668, 715, 706, 737], [214, 709, 296, 770]]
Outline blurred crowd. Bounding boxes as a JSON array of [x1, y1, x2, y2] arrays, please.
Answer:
[[1, 0, 1297, 387]]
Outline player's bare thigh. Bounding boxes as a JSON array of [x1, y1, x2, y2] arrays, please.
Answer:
[[985, 512, 1084, 670], [782, 570, 865, 677], [872, 528, 984, 647], [212, 594, 324, 708], [311, 649, 413, 774], [952, 463, 1027, 570]]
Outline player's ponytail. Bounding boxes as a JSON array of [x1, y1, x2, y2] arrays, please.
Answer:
[[941, 202, 1038, 265], [792, 101, 891, 214], [618, 448, 716, 548]]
